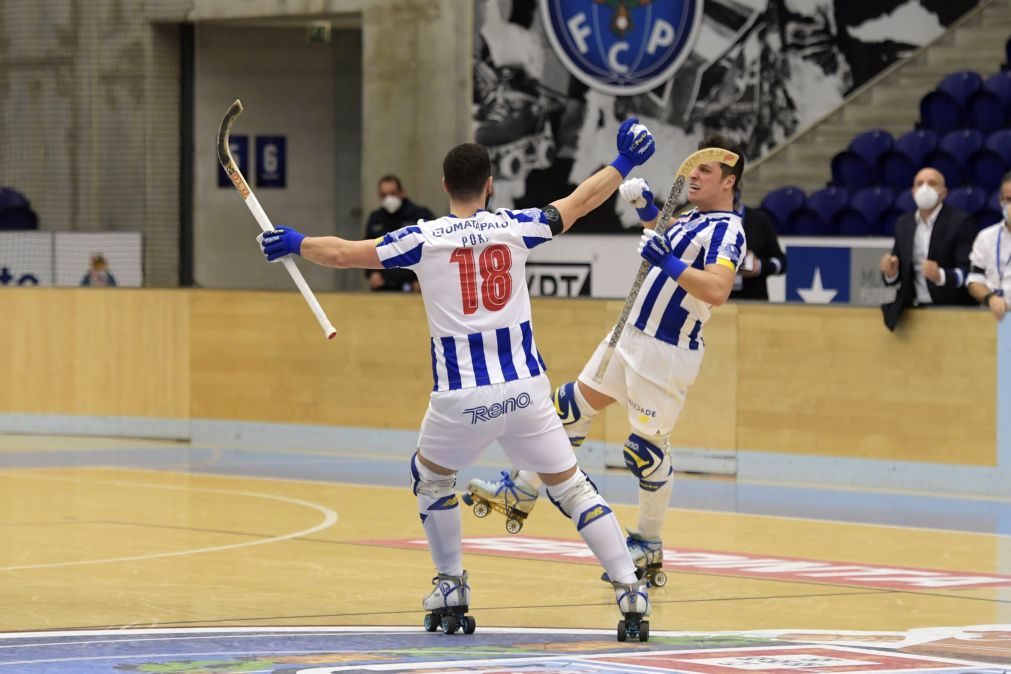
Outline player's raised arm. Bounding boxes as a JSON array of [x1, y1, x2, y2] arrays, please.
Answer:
[[549, 118, 655, 233], [258, 227, 384, 269]]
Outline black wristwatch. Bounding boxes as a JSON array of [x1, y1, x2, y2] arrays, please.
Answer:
[[982, 291, 995, 306]]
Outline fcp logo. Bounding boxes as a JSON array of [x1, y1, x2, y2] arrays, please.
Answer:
[[540, 0, 703, 96]]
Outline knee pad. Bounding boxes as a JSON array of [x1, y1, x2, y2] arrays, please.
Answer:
[[623, 434, 672, 490], [545, 469, 600, 519], [553, 381, 593, 447], [411, 452, 458, 503]]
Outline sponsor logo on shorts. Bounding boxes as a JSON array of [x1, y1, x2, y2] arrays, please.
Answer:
[[463, 392, 532, 424]]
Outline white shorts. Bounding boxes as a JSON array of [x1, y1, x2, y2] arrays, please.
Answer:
[[577, 327, 703, 437], [417, 373, 576, 474]]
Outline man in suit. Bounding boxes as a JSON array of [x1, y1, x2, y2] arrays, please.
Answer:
[[730, 205, 787, 301], [880, 167, 977, 331]]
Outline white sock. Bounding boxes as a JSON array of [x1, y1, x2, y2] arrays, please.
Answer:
[[636, 450, 673, 539]]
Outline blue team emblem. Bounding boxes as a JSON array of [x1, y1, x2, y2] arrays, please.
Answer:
[[540, 0, 703, 96]]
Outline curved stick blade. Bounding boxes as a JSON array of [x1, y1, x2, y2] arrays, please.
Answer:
[[217, 100, 249, 198]]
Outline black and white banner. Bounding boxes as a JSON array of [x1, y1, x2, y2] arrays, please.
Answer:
[[475, 0, 975, 232]]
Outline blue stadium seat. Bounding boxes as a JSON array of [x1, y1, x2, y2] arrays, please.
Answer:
[[945, 185, 986, 216], [939, 129, 983, 168], [831, 151, 875, 190], [760, 185, 806, 234], [938, 70, 983, 106], [879, 207, 903, 237], [848, 129, 894, 167], [979, 189, 1005, 229], [876, 130, 937, 190], [0, 206, 39, 230], [984, 70, 1011, 108], [919, 90, 964, 134], [790, 187, 848, 236], [921, 150, 964, 188], [969, 129, 1011, 192], [894, 188, 917, 214], [0, 187, 30, 210], [967, 90, 1006, 133], [848, 186, 894, 236]]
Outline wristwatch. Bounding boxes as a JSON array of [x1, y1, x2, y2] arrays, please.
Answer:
[[982, 291, 995, 306]]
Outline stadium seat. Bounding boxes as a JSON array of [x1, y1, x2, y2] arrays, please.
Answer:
[[945, 185, 986, 216], [0, 187, 30, 210], [979, 189, 1005, 229], [831, 151, 876, 190], [894, 188, 917, 214], [848, 129, 894, 167], [984, 70, 1011, 108], [760, 185, 806, 234], [938, 70, 983, 106], [790, 186, 848, 236], [0, 206, 39, 230], [876, 130, 937, 190], [921, 149, 964, 188], [939, 129, 983, 168], [879, 207, 903, 237], [967, 90, 1006, 133], [919, 91, 963, 134], [848, 186, 895, 236], [968, 129, 1011, 192]]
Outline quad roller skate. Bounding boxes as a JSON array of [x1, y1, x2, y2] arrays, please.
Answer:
[[463, 469, 538, 534], [422, 571, 475, 635], [601, 532, 667, 587], [613, 573, 650, 642]]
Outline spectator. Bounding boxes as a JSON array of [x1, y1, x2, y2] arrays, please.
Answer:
[[363, 175, 434, 292], [966, 171, 1011, 321], [730, 205, 786, 301], [879, 167, 976, 331]]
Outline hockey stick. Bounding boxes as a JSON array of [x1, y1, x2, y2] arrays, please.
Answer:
[[217, 99, 337, 340], [592, 147, 740, 383]]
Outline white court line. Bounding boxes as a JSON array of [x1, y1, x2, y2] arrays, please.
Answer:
[[0, 470, 338, 571]]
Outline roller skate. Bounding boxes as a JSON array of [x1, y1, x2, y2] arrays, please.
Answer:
[[422, 571, 475, 635], [613, 573, 651, 642], [462, 469, 538, 534], [601, 532, 667, 587]]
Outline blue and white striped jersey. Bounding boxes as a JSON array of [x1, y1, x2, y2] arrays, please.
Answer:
[[375, 208, 554, 392], [630, 209, 746, 350]]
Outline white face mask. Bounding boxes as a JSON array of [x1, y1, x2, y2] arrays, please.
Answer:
[[381, 194, 402, 214], [913, 184, 939, 211]]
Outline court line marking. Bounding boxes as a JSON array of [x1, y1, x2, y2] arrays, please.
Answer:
[[0, 470, 338, 572], [4, 459, 1009, 540]]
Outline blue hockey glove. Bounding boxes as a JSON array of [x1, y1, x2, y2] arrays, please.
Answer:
[[258, 226, 305, 262], [638, 228, 687, 280], [611, 117, 656, 178]]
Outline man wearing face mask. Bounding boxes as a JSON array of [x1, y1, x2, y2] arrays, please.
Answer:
[[364, 175, 435, 292], [879, 167, 977, 331], [966, 171, 1011, 321]]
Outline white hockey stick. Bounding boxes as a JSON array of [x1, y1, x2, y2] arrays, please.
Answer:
[[217, 99, 337, 340], [592, 147, 740, 383]]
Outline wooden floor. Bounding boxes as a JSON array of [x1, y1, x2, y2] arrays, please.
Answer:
[[0, 436, 1008, 633], [1, 435, 1009, 672]]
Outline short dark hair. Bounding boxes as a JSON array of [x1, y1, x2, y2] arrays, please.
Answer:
[[1002, 170, 1011, 187], [698, 135, 745, 193], [443, 143, 491, 200], [377, 174, 403, 191]]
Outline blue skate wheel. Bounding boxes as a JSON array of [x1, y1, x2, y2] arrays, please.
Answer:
[[461, 493, 473, 506], [639, 620, 649, 642], [617, 620, 627, 642], [442, 615, 458, 634], [463, 615, 476, 634], [424, 613, 438, 632]]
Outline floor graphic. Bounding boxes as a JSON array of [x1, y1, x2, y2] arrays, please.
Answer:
[[0, 625, 1007, 673]]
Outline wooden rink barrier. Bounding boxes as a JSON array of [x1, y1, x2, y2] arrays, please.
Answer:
[[0, 287, 998, 466]]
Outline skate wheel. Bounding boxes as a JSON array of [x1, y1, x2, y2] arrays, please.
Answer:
[[617, 620, 627, 642], [473, 501, 490, 518], [442, 615, 458, 635], [639, 620, 649, 642], [462, 493, 474, 506], [424, 613, 438, 632], [505, 518, 523, 534], [463, 615, 476, 634], [653, 571, 667, 587]]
